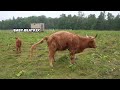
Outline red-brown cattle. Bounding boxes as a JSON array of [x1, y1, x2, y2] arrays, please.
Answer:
[[15, 37, 22, 53], [30, 31, 97, 67]]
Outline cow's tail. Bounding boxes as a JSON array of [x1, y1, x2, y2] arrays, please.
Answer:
[[29, 36, 48, 59]]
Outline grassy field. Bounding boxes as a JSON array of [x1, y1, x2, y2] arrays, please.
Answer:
[[0, 30, 120, 79]]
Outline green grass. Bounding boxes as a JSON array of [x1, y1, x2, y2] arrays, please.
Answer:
[[0, 30, 120, 79]]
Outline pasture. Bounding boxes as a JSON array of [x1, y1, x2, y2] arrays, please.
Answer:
[[0, 30, 120, 79]]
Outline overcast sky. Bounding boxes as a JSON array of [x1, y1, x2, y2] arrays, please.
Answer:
[[0, 11, 120, 21]]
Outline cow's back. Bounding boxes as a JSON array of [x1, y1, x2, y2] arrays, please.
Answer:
[[47, 31, 79, 51]]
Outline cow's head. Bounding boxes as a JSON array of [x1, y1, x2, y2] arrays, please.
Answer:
[[86, 34, 97, 48]]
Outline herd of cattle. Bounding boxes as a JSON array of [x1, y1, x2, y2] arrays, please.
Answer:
[[16, 31, 97, 67]]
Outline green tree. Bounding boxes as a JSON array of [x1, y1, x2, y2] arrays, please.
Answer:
[[95, 11, 106, 30], [85, 14, 97, 30], [106, 12, 114, 30], [114, 14, 120, 30]]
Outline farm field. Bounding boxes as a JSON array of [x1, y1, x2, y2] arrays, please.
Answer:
[[0, 30, 120, 79]]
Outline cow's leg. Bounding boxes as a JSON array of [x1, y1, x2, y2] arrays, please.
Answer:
[[16, 47, 19, 53], [49, 50, 56, 67], [19, 47, 21, 53], [70, 52, 75, 64]]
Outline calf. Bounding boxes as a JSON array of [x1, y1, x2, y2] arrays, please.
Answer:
[[30, 31, 97, 67], [15, 37, 22, 53]]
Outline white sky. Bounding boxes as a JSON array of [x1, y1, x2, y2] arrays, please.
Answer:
[[0, 11, 120, 21]]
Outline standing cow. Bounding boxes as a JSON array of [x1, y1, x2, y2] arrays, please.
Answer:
[[30, 31, 97, 67], [15, 37, 22, 53]]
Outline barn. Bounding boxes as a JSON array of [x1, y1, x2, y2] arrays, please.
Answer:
[[31, 23, 45, 31]]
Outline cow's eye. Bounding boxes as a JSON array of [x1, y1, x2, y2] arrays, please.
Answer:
[[89, 40, 94, 43], [88, 40, 94, 46]]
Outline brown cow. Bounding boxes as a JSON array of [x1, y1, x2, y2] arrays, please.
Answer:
[[30, 31, 97, 67], [15, 37, 22, 53]]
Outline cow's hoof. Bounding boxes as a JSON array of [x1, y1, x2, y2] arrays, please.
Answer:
[[50, 63, 53, 67]]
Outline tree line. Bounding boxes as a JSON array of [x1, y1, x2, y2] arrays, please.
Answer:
[[0, 11, 120, 30]]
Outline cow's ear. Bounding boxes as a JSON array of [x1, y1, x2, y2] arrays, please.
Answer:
[[95, 34, 98, 38]]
